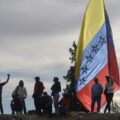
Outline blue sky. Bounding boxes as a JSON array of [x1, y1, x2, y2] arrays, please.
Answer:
[[0, 0, 120, 114]]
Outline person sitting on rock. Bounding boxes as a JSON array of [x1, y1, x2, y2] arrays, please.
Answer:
[[58, 93, 70, 117]]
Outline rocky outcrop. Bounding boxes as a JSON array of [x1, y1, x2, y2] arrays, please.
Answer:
[[0, 115, 28, 120], [1, 113, 120, 120]]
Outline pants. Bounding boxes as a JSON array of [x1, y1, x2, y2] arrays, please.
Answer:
[[53, 93, 59, 115], [11, 98, 26, 114], [0, 97, 3, 114], [33, 93, 42, 114], [34, 98, 41, 114], [104, 93, 114, 113], [22, 100, 27, 114], [91, 96, 101, 112]]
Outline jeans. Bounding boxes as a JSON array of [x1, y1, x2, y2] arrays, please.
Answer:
[[0, 97, 3, 114], [104, 93, 114, 113], [91, 96, 101, 112], [53, 93, 59, 115]]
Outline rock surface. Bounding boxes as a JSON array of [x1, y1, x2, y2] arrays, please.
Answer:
[[0, 113, 120, 120]]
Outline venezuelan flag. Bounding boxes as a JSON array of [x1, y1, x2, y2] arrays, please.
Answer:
[[75, 0, 119, 111]]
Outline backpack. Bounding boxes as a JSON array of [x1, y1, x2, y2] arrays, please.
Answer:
[[12, 86, 19, 98]]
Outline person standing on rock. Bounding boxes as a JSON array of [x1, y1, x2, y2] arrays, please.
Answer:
[[0, 74, 10, 114], [32, 76, 45, 114], [91, 78, 103, 112], [51, 77, 61, 115], [104, 75, 114, 113]]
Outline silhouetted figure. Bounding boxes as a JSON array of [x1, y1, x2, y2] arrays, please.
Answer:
[[32, 76, 45, 114], [104, 75, 114, 113], [91, 78, 103, 112], [42, 92, 53, 117], [51, 77, 61, 115], [11, 80, 27, 114], [0, 74, 10, 114], [58, 94, 70, 117]]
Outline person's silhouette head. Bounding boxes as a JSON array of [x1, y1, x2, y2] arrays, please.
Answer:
[[43, 92, 47, 96], [35, 76, 40, 82], [19, 80, 24, 87], [105, 76, 110, 83], [94, 78, 99, 84], [53, 77, 59, 82]]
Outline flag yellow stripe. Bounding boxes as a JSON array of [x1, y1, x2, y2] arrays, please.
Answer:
[[76, 0, 105, 79]]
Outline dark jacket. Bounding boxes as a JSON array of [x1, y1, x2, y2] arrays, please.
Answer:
[[0, 82, 8, 97], [33, 81, 45, 98], [51, 81, 61, 95], [91, 83, 103, 97]]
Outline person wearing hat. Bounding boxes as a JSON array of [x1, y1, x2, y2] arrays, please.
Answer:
[[104, 75, 114, 113], [91, 78, 103, 112], [51, 77, 61, 115], [32, 76, 45, 114]]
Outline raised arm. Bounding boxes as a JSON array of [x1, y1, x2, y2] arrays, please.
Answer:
[[6, 74, 10, 82], [1, 74, 10, 86]]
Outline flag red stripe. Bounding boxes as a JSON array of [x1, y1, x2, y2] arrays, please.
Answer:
[[107, 41, 120, 85], [76, 64, 119, 111]]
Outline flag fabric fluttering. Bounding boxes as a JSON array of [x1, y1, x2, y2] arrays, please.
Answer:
[[75, 0, 119, 111]]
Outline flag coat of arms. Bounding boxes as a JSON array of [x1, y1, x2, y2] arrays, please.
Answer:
[[75, 0, 119, 111]]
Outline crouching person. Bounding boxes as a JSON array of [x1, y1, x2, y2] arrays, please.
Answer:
[[58, 94, 70, 117], [42, 92, 53, 117], [11, 80, 27, 114]]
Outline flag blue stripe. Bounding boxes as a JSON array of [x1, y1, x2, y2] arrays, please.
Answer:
[[76, 23, 108, 92]]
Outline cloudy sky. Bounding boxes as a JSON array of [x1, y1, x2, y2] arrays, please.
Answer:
[[0, 0, 120, 113]]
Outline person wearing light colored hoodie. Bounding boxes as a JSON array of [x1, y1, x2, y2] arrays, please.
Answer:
[[12, 80, 27, 114]]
